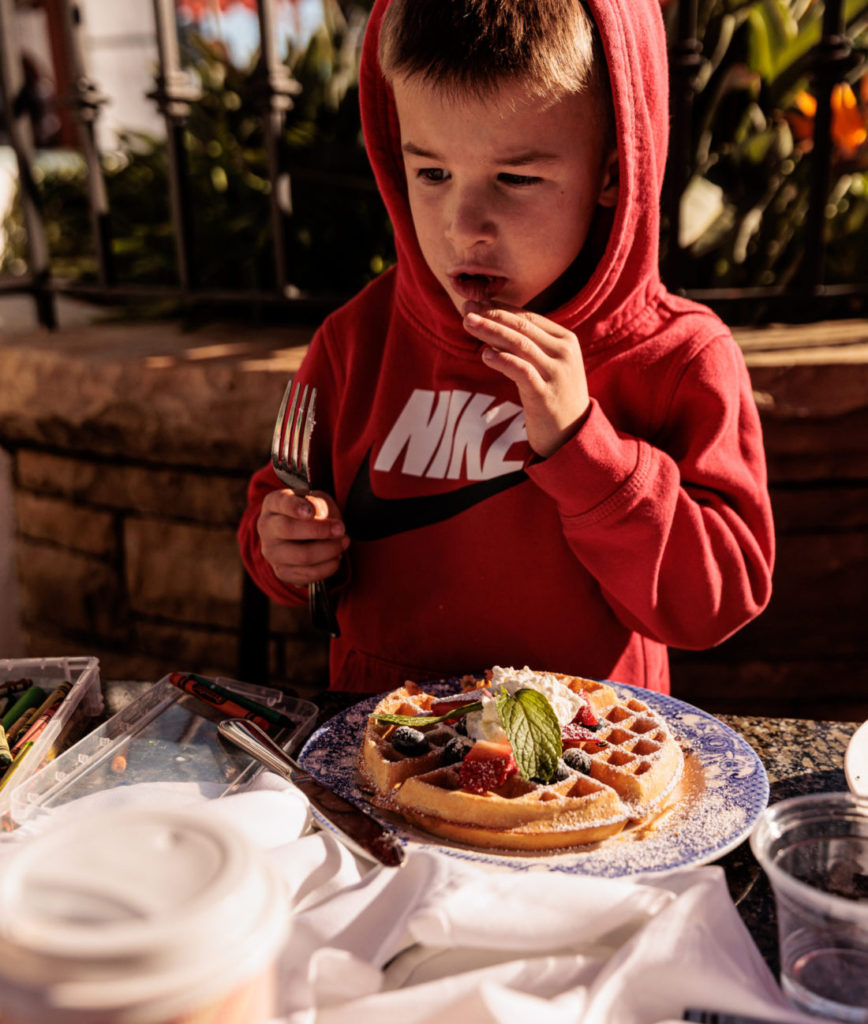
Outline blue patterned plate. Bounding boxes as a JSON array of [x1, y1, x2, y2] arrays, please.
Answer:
[[298, 681, 769, 876]]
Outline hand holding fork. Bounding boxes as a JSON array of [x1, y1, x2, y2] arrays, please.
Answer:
[[270, 379, 341, 638]]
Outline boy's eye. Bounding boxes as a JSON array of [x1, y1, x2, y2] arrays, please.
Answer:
[[498, 173, 542, 186], [417, 168, 448, 183]]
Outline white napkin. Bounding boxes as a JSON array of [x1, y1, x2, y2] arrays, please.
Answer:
[[275, 851, 820, 1024], [0, 777, 822, 1024]]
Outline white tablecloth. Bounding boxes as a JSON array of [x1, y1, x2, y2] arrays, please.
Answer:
[[2, 776, 823, 1024]]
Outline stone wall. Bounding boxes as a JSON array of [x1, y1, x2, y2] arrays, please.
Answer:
[[0, 318, 330, 698], [671, 320, 868, 721], [0, 314, 866, 718]]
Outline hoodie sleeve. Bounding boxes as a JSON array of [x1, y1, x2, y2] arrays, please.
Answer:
[[526, 331, 774, 650]]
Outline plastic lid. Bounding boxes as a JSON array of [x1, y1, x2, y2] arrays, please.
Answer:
[[0, 806, 288, 1022]]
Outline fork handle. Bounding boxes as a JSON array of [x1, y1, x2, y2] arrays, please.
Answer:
[[309, 579, 340, 638]]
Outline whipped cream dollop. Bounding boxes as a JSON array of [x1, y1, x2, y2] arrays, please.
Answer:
[[464, 666, 583, 743]]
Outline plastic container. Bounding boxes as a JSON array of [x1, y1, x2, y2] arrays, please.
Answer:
[[8, 674, 318, 827], [0, 805, 288, 1023], [750, 792, 868, 1022], [0, 657, 103, 821]]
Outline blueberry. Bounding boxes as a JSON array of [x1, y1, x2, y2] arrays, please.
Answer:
[[441, 736, 472, 765], [535, 759, 570, 784], [563, 748, 593, 774], [391, 726, 430, 757]]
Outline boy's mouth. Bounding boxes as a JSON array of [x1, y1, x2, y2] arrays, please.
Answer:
[[449, 272, 508, 303]]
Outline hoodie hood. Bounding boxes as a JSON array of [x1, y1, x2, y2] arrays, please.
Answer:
[[359, 0, 670, 352]]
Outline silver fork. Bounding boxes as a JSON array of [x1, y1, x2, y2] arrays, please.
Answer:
[[271, 379, 340, 638]]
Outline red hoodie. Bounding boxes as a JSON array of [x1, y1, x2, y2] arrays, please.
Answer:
[[238, 0, 774, 694]]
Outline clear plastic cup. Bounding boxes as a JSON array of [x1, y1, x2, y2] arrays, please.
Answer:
[[750, 792, 868, 1022]]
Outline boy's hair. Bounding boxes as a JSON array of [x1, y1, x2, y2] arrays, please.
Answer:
[[378, 0, 614, 141]]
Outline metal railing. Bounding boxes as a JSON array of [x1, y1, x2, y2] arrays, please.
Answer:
[[663, 0, 867, 324], [0, 0, 326, 326], [1, 0, 866, 328]]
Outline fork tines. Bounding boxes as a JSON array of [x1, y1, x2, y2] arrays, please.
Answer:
[[269, 378, 339, 638], [271, 380, 317, 493]]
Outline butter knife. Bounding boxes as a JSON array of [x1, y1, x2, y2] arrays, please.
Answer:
[[217, 718, 405, 868]]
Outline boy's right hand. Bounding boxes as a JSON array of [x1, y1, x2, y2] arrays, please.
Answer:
[[257, 489, 349, 587]]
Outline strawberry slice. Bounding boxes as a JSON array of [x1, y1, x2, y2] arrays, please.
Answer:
[[458, 740, 517, 794], [430, 688, 489, 717], [572, 703, 599, 728], [561, 722, 606, 747]]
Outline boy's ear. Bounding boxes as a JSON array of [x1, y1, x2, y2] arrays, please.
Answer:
[[597, 149, 619, 208]]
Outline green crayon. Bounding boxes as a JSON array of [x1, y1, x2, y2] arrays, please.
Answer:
[[1, 686, 46, 732], [0, 682, 33, 717]]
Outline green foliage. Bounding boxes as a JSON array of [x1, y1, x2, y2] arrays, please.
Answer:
[[1, 0, 393, 298], [666, 0, 868, 291]]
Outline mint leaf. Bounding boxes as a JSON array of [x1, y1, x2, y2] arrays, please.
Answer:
[[495, 688, 562, 783], [372, 700, 484, 728]]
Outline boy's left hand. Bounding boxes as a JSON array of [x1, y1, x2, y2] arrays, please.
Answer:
[[463, 302, 590, 459]]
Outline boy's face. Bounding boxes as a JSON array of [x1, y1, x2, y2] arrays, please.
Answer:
[[393, 75, 618, 315]]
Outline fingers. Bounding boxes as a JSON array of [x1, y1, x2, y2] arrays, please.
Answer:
[[263, 488, 343, 533], [258, 488, 350, 586], [461, 301, 591, 459], [267, 535, 348, 586], [463, 304, 582, 396], [463, 302, 576, 364]]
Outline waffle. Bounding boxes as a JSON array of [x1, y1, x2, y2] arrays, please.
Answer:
[[357, 670, 684, 853]]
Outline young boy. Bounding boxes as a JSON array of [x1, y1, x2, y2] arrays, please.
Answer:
[[238, 0, 774, 695]]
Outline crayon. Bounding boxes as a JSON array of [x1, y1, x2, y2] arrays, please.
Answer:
[[9, 683, 72, 756], [6, 708, 38, 745], [0, 681, 34, 716], [0, 726, 11, 768], [168, 672, 274, 733], [10, 712, 48, 758], [0, 679, 34, 699], [0, 741, 33, 792], [0, 692, 23, 718], [1, 686, 45, 732], [183, 674, 296, 730], [32, 682, 72, 720]]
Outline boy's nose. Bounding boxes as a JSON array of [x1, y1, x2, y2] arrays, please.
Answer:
[[446, 191, 497, 248]]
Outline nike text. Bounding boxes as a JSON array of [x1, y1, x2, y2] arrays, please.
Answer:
[[373, 389, 527, 481]]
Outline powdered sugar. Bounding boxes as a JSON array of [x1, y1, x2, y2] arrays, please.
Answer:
[[300, 680, 768, 878]]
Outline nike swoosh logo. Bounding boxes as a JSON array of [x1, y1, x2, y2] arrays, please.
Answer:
[[344, 449, 527, 541]]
